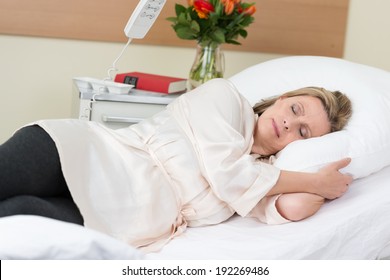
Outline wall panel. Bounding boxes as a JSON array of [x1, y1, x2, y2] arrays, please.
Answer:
[[0, 0, 349, 57]]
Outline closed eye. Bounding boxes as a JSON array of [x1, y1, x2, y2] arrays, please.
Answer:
[[300, 126, 309, 138], [291, 104, 297, 114], [291, 103, 301, 115]]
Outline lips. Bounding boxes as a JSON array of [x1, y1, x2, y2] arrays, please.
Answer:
[[272, 119, 280, 138]]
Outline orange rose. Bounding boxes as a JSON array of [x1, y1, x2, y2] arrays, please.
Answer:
[[221, 0, 242, 15], [224, 1, 235, 15], [238, 4, 256, 16], [193, 0, 215, 19]]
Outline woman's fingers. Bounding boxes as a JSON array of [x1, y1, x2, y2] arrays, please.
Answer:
[[318, 158, 353, 199], [328, 157, 352, 171]]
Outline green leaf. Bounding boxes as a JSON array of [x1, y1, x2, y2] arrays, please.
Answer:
[[240, 16, 255, 27], [239, 29, 248, 38], [210, 28, 226, 44], [226, 39, 241, 45], [175, 4, 187, 16], [178, 13, 190, 25], [176, 27, 197, 40], [214, 2, 223, 17], [190, 21, 200, 33], [208, 12, 219, 24], [166, 17, 177, 23]]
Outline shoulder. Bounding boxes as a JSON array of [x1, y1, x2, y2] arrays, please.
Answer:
[[169, 79, 255, 137], [179, 79, 252, 118], [185, 78, 243, 101]]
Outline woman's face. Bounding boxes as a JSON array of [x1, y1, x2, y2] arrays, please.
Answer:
[[251, 95, 331, 156]]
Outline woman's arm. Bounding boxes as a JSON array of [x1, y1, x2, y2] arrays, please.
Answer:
[[275, 193, 325, 222], [266, 158, 353, 200], [250, 158, 352, 223]]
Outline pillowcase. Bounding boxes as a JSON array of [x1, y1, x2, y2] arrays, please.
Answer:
[[229, 56, 390, 179]]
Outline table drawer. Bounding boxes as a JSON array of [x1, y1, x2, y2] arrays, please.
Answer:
[[90, 100, 167, 129]]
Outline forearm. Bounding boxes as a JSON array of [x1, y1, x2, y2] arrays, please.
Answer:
[[275, 193, 325, 222], [267, 158, 352, 200], [267, 165, 350, 200], [266, 170, 320, 197]]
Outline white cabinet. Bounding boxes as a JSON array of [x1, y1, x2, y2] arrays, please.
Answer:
[[75, 89, 180, 129]]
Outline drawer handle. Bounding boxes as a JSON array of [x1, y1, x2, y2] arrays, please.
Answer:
[[101, 115, 143, 124]]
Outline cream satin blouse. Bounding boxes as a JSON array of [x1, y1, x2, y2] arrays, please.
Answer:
[[34, 79, 287, 252]]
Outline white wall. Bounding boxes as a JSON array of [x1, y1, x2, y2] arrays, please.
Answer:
[[344, 0, 390, 70], [1, 0, 390, 143]]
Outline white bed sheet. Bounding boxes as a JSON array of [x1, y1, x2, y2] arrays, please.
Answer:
[[1, 165, 389, 260], [0, 215, 144, 260], [146, 165, 390, 260]]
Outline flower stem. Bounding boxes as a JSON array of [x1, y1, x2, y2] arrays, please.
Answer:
[[188, 42, 224, 89]]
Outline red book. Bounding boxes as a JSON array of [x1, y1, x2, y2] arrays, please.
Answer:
[[115, 72, 187, 94]]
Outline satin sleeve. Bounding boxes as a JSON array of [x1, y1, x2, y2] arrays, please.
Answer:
[[248, 194, 291, 224]]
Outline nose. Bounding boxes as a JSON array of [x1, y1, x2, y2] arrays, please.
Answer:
[[283, 120, 290, 131], [283, 119, 297, 132]]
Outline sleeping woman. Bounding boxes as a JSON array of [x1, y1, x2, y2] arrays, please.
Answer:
[[0, 78, 352, 252]]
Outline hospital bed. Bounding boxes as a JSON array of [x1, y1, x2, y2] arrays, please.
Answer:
[[1, 56, 390, 260]]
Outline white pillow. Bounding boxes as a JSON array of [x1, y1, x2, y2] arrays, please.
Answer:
[[0, 215, 144, 259], [229, 56, 390, 179]]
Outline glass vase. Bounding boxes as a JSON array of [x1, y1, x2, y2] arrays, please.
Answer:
[[188, 42, 225, 90]]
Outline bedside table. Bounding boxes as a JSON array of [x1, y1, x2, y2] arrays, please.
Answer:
[[75, 88, 181, 130]]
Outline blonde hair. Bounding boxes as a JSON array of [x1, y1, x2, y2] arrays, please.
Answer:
[[253, 87, 352, 132]]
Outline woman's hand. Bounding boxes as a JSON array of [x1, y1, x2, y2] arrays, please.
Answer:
[[315, 158, 353, 199]]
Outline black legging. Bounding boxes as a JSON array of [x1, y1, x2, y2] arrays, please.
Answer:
[[0, 125, 83, 225]]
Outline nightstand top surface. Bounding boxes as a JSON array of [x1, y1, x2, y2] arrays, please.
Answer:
[[78, 88, 182, 105]]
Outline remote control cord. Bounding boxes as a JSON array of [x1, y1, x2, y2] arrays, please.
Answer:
[[105, 38, 133, 81]]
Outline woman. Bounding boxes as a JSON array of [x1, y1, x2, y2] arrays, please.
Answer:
[[250, 86, 352, 224], [0, 79, 352, 252]]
